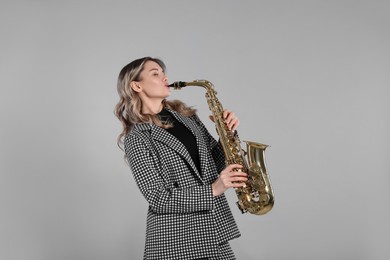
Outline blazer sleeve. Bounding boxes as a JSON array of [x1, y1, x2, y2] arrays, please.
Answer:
[[124, 133, 215, 214]]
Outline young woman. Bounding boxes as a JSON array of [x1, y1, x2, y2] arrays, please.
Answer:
[[115, 57, 248, 260]]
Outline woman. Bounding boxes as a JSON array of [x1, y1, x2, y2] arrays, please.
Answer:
[[115, 57, 248, 260]]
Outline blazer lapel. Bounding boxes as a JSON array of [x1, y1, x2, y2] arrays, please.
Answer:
[[167, 109, 211, 180], [136, 122, 204, 183]]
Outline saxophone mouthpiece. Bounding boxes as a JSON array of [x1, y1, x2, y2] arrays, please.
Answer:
[[168, 81, 187, 89]]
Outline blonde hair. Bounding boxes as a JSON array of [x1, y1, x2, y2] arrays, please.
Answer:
[[114, 57, 196, 150]]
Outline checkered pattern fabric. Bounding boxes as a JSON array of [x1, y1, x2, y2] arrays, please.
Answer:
[[196, 241, 236, 260], [124, 109, 241, 260]]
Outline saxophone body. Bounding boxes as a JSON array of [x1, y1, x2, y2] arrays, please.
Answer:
[[169, 80, 274, 215]]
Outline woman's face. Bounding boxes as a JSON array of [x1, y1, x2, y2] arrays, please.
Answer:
[[134, 60, 170, 100]]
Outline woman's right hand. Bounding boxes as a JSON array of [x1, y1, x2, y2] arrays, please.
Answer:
[[211, 164, 248, 197]]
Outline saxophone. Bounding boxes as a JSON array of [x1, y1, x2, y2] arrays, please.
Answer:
[[169, 80, 274, 215]]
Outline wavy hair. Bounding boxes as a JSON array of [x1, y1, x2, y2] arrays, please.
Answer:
[[114, 57, 196, 150]]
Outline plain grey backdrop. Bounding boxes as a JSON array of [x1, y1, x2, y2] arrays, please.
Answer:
[[1, 0, 389, 259]]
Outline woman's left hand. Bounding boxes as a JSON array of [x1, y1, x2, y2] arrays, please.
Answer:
[[209, 109, 240, 132]]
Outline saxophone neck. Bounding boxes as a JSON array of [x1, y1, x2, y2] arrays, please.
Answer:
[[169, 80, 216, 93]]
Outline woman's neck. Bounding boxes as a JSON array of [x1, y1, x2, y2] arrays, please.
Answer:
[[141, 100, 164, 115]]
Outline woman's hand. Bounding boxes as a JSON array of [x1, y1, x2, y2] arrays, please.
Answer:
[[209, 109, 240, 132], [212, 164, 248, 197]]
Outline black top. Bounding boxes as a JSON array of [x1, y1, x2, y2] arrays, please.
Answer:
[[158, 108, 201, 173]]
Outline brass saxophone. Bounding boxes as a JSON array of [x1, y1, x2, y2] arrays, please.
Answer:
[[169, 80, 274, 215]]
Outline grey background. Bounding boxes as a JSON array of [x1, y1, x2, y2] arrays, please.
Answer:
[[1, 0, 389, 260]]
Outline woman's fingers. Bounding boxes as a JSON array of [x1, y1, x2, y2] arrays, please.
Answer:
[[223, 109, 239, 131], [209, 110, 240, 131], [222, 164, 247, 187], [212, 164, 248, 196]]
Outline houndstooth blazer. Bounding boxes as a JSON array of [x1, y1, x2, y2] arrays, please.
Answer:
[[124, 108, 241, 260]]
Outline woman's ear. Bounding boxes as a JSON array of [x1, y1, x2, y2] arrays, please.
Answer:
[[130, 81, 142, 93]]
